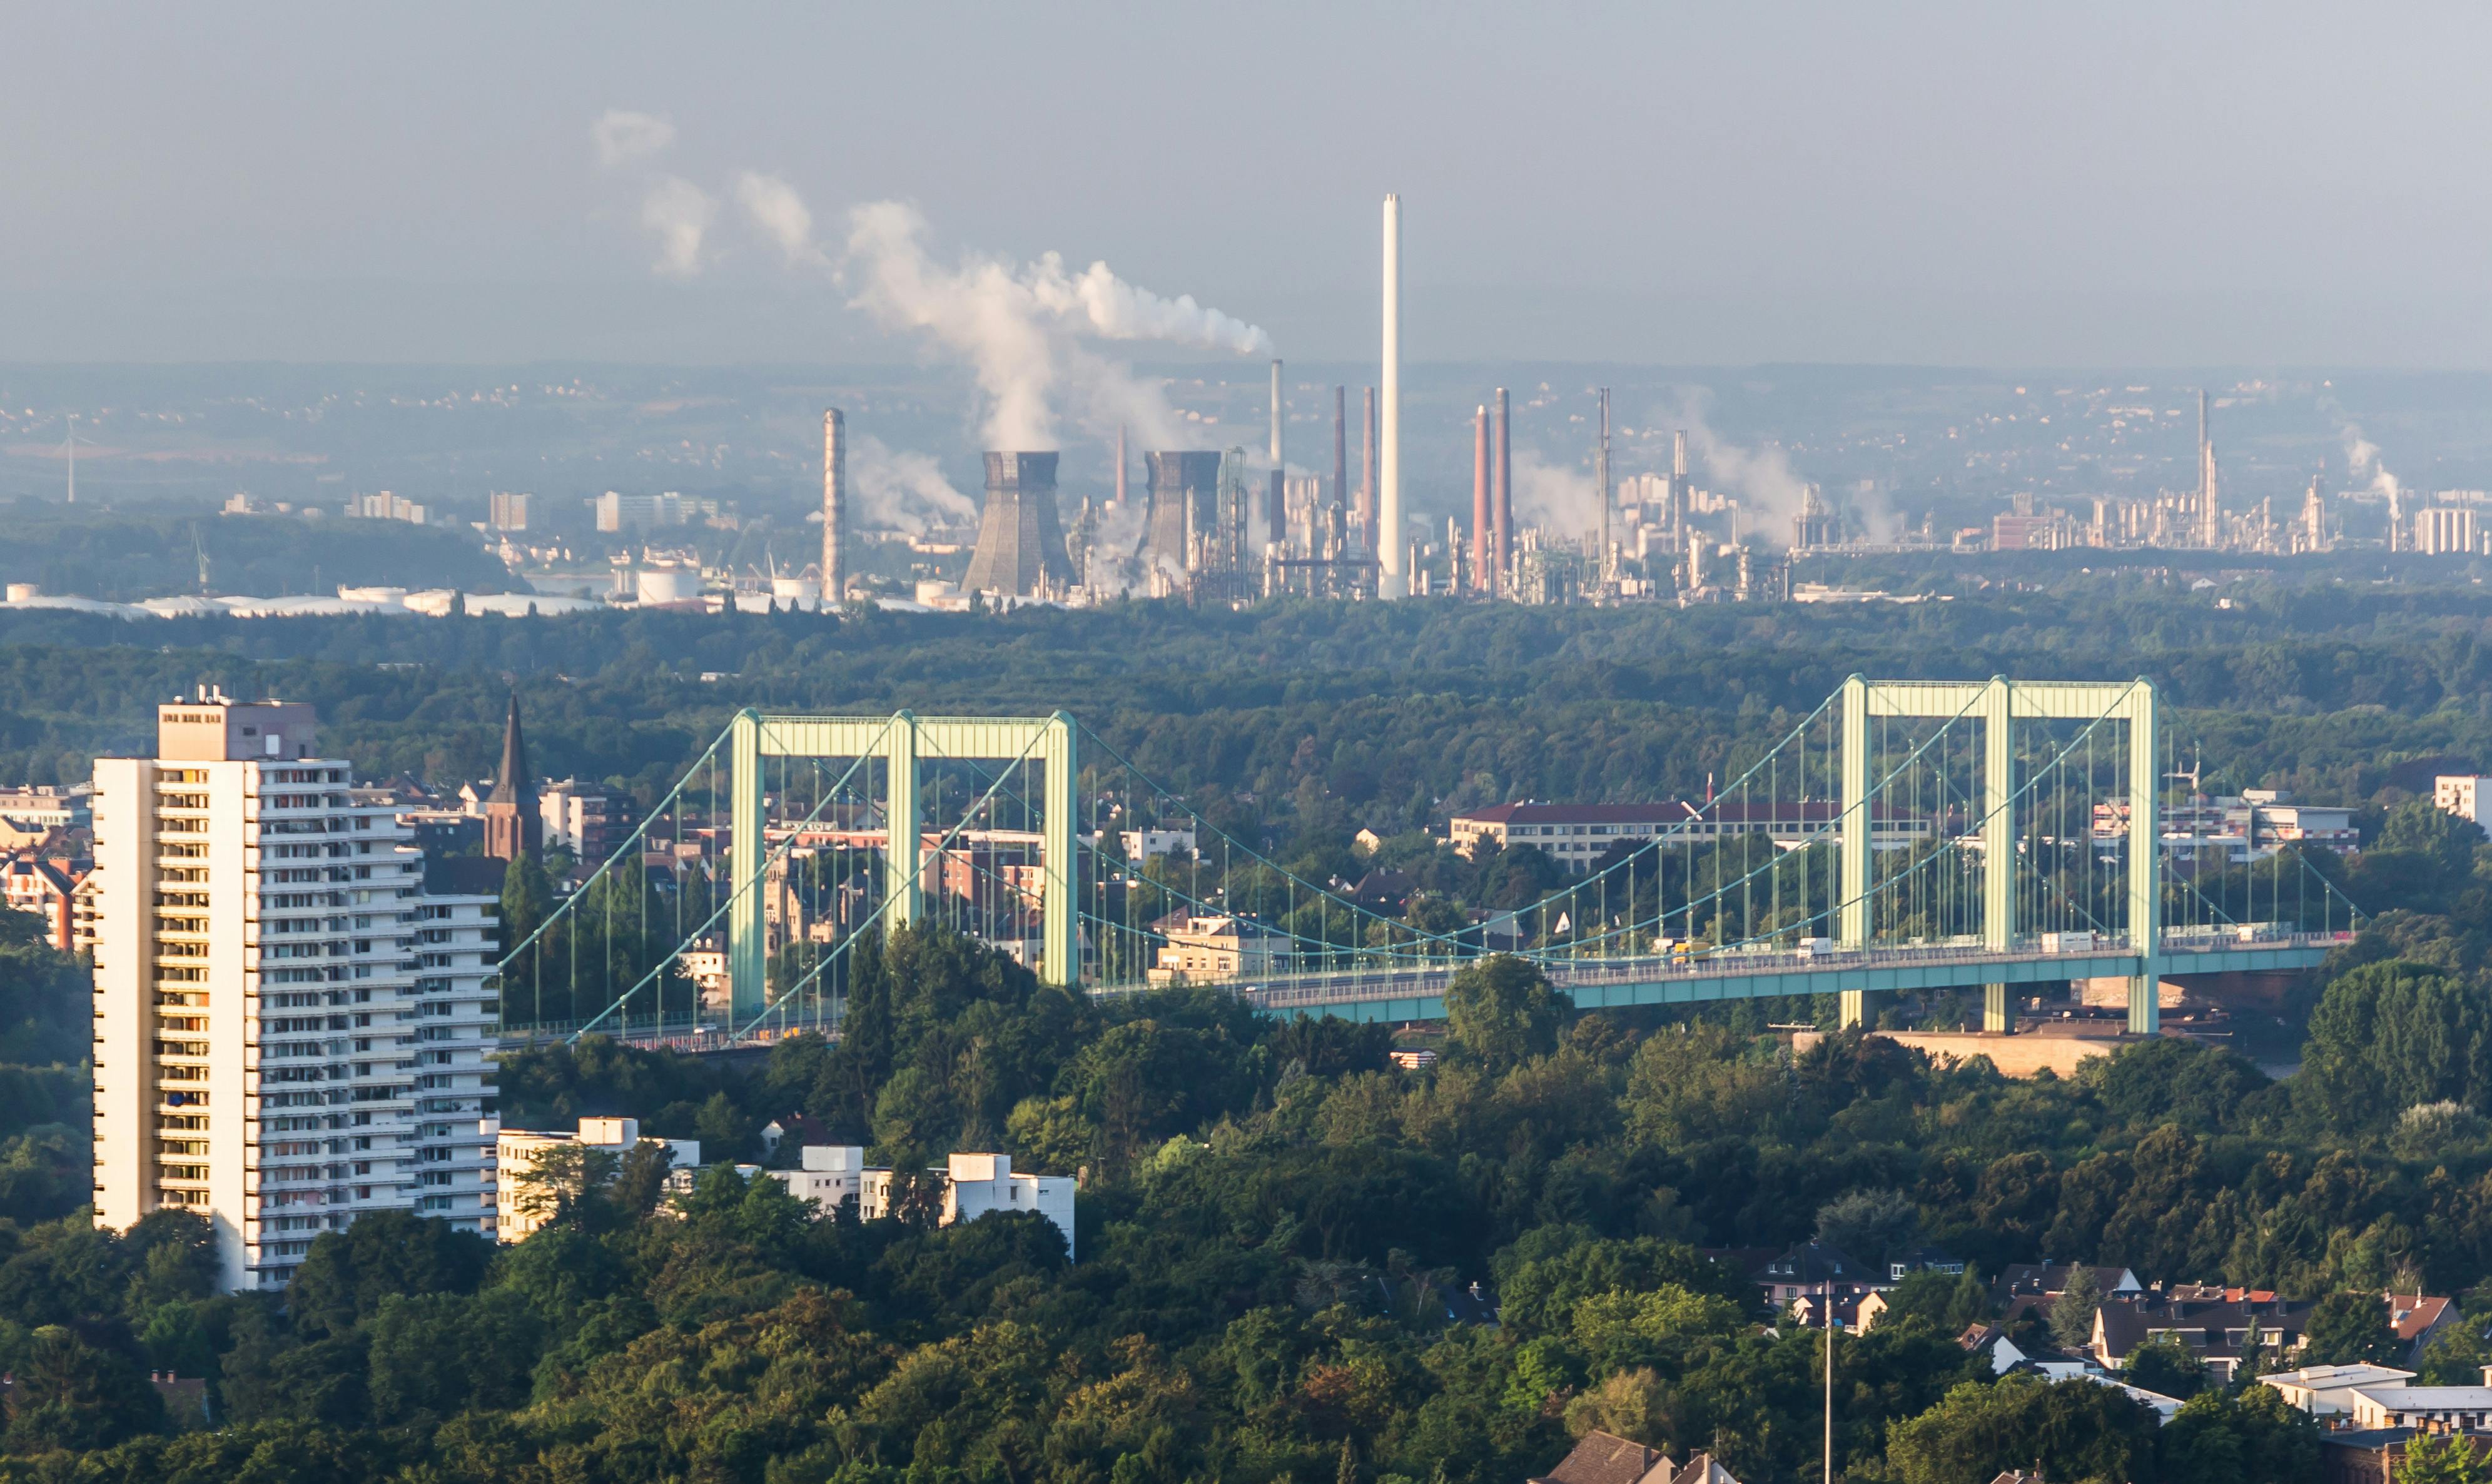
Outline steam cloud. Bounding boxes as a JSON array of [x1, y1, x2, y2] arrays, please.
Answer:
[[639, 177, 715, 279], [1663, 401, 1905, 546], [848, 434, 978, 534], [1511, 449, 1600, 533], [2343, 425, 2403, 504], [594, 110, 675, 168], [842, 199, 1270, 450], [734, 171, 826, 270], [584, 114, 1274, 580]]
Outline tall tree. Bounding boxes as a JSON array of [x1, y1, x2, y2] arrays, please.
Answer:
[[1444, 954, 1567, 1072], [2050, 1264, 2102, 1352]]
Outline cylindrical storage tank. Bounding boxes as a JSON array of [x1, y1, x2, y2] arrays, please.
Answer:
[[636, 569, 702, 605], [4, 583, 38, 603], [771, 577, 822, 605]]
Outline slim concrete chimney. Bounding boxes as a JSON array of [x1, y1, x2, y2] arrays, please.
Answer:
[[1472, 405, 1491, 593], [1596, 387, 1612, 595], [1332, 386, 1347, 528], [1493, 387, 1512, 596], [2199, 388, 2221, 550], [1269, 359, 1284, 465], [1672, 428, 1690, 537], [1379, 193, 1404, 598], [1360, 387, 1378, 549], [1269, 359, 1287, 549], [821, 408, 846, 600]]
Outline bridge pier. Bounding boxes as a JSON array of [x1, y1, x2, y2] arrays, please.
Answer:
[[1982, 983, 2012, 1034], [2129, 973, 2159, 1036], [1839, 988, 1868, 1029]]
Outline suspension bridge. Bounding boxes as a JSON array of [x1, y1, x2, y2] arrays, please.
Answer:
[[493, 676, 2359, 1052]]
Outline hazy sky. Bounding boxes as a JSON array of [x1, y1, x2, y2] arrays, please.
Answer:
[[9, 3, 2492, 366]]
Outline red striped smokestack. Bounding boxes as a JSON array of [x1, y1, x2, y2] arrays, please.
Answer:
[[1472, 406, 1491, 593]]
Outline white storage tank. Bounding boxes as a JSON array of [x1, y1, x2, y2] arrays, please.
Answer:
[[636, 569, 702, 606]]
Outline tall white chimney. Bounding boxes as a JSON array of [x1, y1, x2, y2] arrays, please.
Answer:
[[822, 408, 846, 600], [1379, 193, 1405, 598], [1269, 359, 1284, 465]]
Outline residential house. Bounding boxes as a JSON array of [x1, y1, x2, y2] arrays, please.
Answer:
[[1147, 913, 1291, 985], [1347, 868, 1419, 915], [2092, 1288, 2315, 1383], [1886, 1246, 1967, 1282], [1790, 1288, 1888, 1333], [0, 852, 81, 952], [1958, 1325, 2182, 1423], [1743, 1241, 1883, 1310], [2393, 1293, 2459, 1363], [1525, 1431, 1744, 1484], [759, 1112, 835, 1156], [1960, 1323, 2104, 1381], [1991, 1261, 2144, 1315]]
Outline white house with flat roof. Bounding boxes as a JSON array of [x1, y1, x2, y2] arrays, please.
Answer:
[[2350, 1384, 2492, 1431], [763, 1146, 1075, 1259], [2260, 1363, 2417, 1416]]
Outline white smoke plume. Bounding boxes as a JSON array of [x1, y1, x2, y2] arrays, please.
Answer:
[[842, 199, 1270, 450], [1081, 497, 1154, 597], [1027, 257, 1269, 353], [1511, 448, 1601, 534], [594, 110, 676, 169], [733, 171, 827, 270], [1685, 418, 1807, 537], [2343, 424, 2403, 503], [639, 176, 714, 278], [848, 434, 977, 534], [845, 201, 1063, 447]]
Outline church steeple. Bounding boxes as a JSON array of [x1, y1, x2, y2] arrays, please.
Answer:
[[482, 691, 540, 861]]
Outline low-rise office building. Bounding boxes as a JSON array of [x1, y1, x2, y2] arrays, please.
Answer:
[[764, 1147, 1075, 1259], [494, 1115, 702, 1241]]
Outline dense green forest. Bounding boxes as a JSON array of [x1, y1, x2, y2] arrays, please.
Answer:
[[16, 849, 2492, 1480], [4, 587, 2492, 1479], [4, 574, 2492, 824]]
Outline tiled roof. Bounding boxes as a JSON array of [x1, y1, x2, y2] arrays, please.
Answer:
[[1532, 1431, 1676, 1484]]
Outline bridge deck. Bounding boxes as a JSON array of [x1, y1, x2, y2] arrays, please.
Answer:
[[1213, 931, 2344, 1024], [500, 932, 2344, 1047]]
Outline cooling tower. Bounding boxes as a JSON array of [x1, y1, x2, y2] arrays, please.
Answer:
[[1145, 451, 1225, 574], [961, 452, 1074, 597]]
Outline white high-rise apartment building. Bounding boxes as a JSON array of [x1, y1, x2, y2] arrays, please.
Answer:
[[91, 691, 500, 1291]]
